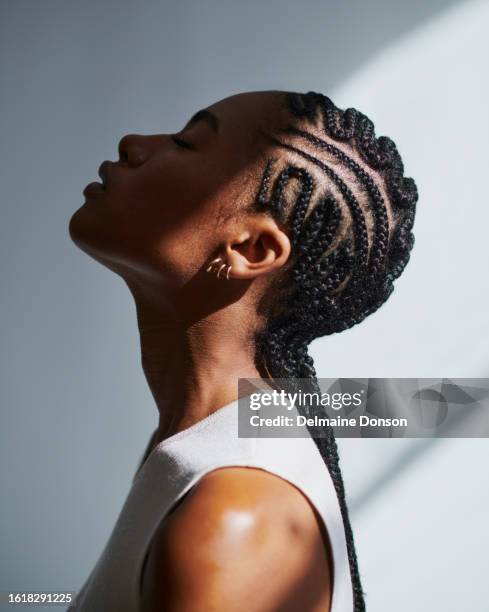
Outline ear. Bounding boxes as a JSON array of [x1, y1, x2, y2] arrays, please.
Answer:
[[224, 215, 291, 280]]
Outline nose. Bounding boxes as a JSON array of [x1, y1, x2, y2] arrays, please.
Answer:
[[117, 134, 150, 168]]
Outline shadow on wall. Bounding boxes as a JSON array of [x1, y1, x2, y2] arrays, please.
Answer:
[[280, 0, 464, 90], [148, 0, 468, 95]]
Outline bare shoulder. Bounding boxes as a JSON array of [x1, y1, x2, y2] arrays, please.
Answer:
[[140, 467, 332, 612]]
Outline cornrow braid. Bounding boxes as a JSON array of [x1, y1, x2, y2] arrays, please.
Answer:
[[251, 91, 419, 611]]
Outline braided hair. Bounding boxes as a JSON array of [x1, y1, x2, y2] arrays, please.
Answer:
[[250, 91, 418, 611]]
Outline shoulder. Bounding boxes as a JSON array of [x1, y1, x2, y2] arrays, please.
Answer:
[[140, 467, 332, 612]]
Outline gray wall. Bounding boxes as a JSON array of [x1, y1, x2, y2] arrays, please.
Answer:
[[1, 1, 487, 610]]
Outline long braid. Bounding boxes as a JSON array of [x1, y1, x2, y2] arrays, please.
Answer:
[[251, 91, 419, 611]]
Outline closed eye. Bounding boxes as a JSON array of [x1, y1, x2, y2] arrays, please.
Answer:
[[171, 134, 195, 150]]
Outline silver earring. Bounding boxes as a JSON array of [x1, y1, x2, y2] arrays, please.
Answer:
[[205, 257, 232, 280], [216, 263, 227, 279], [218, 264, 232, 280], [206, 257, 222, 273]]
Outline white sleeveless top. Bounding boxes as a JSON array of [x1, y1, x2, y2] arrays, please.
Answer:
[[70, 398, 354, 612]]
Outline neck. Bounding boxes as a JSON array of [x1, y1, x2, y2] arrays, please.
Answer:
[[130, 286, 263, 441]]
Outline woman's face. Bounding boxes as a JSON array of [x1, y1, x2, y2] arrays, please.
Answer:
[[69, 90, 285, 292]]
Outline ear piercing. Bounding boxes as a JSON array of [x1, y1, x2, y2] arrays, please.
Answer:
[[206, 257, 232, 280]]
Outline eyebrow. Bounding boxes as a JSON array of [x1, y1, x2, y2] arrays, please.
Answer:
[[184, 109, 220, 133]]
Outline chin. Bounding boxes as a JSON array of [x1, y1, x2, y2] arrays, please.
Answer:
[[68, 203, 151, 282], [68, 203, 118, 266], [69, 204, 99, 251]]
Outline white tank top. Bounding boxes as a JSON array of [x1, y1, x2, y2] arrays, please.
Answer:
[[70, 398, 354, 611]]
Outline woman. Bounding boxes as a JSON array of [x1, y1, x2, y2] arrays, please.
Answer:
[[68, 90, 418, 612]]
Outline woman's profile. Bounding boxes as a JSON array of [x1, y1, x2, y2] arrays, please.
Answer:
[[68, 90, 418, 612]]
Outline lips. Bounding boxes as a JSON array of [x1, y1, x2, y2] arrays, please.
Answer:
[[83, 160, 112, 199], [98, 160, 111, 188], [83, 181, 105, 197]]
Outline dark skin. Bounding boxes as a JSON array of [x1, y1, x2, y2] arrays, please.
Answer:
[[69, 91, 332, 611]]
